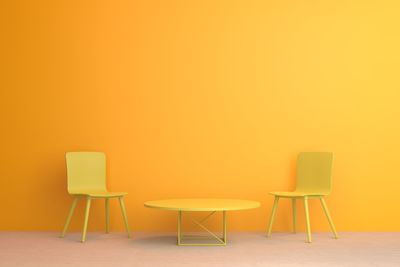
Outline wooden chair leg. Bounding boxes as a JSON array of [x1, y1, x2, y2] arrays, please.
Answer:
[[119, 197, 131, 238], [81, 197, 91, 242], [60, 197, 79, 238], [303, 196, 312, 243], [320, 197, 338, 239], [267, 196, 279, 237]]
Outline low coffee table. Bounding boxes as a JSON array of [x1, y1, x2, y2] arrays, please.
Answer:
[[144, 198, 260, 246]]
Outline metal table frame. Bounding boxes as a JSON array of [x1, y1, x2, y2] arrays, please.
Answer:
[[177, 210, 227, 246]]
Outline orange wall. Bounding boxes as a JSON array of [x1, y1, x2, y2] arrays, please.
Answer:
[[1, 0, 400, 232]]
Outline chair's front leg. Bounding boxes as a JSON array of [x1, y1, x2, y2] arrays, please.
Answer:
[[60, 197, 79, 238], [267, 196, 279, 237], [303, 196, 312, 243], [81, 196, 91, 242], [292, 198, 297, 233], [320, 197, 338, 239], [118, 197, 131, 238]]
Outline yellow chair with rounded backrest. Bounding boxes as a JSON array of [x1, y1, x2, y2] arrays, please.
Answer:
[[60, 152, 131, 242], [266, 152, 338, 243]]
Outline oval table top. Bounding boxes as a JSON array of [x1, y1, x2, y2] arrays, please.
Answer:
[[144, 198, 260, 211]]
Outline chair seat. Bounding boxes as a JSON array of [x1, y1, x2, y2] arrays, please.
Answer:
[[269, 191, 328, 197], [70, 191, 128, 198]]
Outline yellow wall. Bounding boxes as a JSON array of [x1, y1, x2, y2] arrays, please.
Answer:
[[1, 0, 400, 232]]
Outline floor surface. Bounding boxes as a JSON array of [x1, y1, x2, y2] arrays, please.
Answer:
[[0, 232, 399, 266]]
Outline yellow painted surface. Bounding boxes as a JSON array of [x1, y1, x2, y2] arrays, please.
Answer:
[[1, 0, 400, 231], [145, 199, 260, 211]]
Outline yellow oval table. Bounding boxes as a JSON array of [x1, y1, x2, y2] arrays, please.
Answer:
[[144, 198, 260, 246]]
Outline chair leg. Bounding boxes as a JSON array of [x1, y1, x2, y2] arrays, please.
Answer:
[[303, 196, 312, 243], [292, 198, 297, 233], [267, 196, 279, 237], [320, 197, 339, 239], [119, 197, 131, 238], [105, 198, 110, 233], [60, 197, 79, 238], [81, 197, 91, 242]]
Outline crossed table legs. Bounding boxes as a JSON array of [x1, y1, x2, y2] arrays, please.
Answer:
[[177, 210, 227, 246]]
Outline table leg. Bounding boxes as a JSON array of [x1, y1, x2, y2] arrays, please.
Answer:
[[177, 210, 227, 246], [223, 211, 227, 244], [177, 211, 182, 245]]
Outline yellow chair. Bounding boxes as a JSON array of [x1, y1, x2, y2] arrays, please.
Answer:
[[60, 152, 131, 242], [266, 152, 338, 243]]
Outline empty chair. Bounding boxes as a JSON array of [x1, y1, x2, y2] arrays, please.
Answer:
[[266, 152, 338, 243], [60, 152, 131, 242]]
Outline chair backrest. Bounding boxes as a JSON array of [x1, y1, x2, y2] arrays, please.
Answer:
[[65, 152, 107, 194], [295, 152, 334, 194]]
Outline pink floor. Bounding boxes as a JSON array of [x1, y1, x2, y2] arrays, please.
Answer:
[[0, 232, 399, 266]]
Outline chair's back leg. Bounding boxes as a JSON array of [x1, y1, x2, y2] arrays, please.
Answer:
[[292, 198, 297, 233], [105, 198, 110, 233]]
